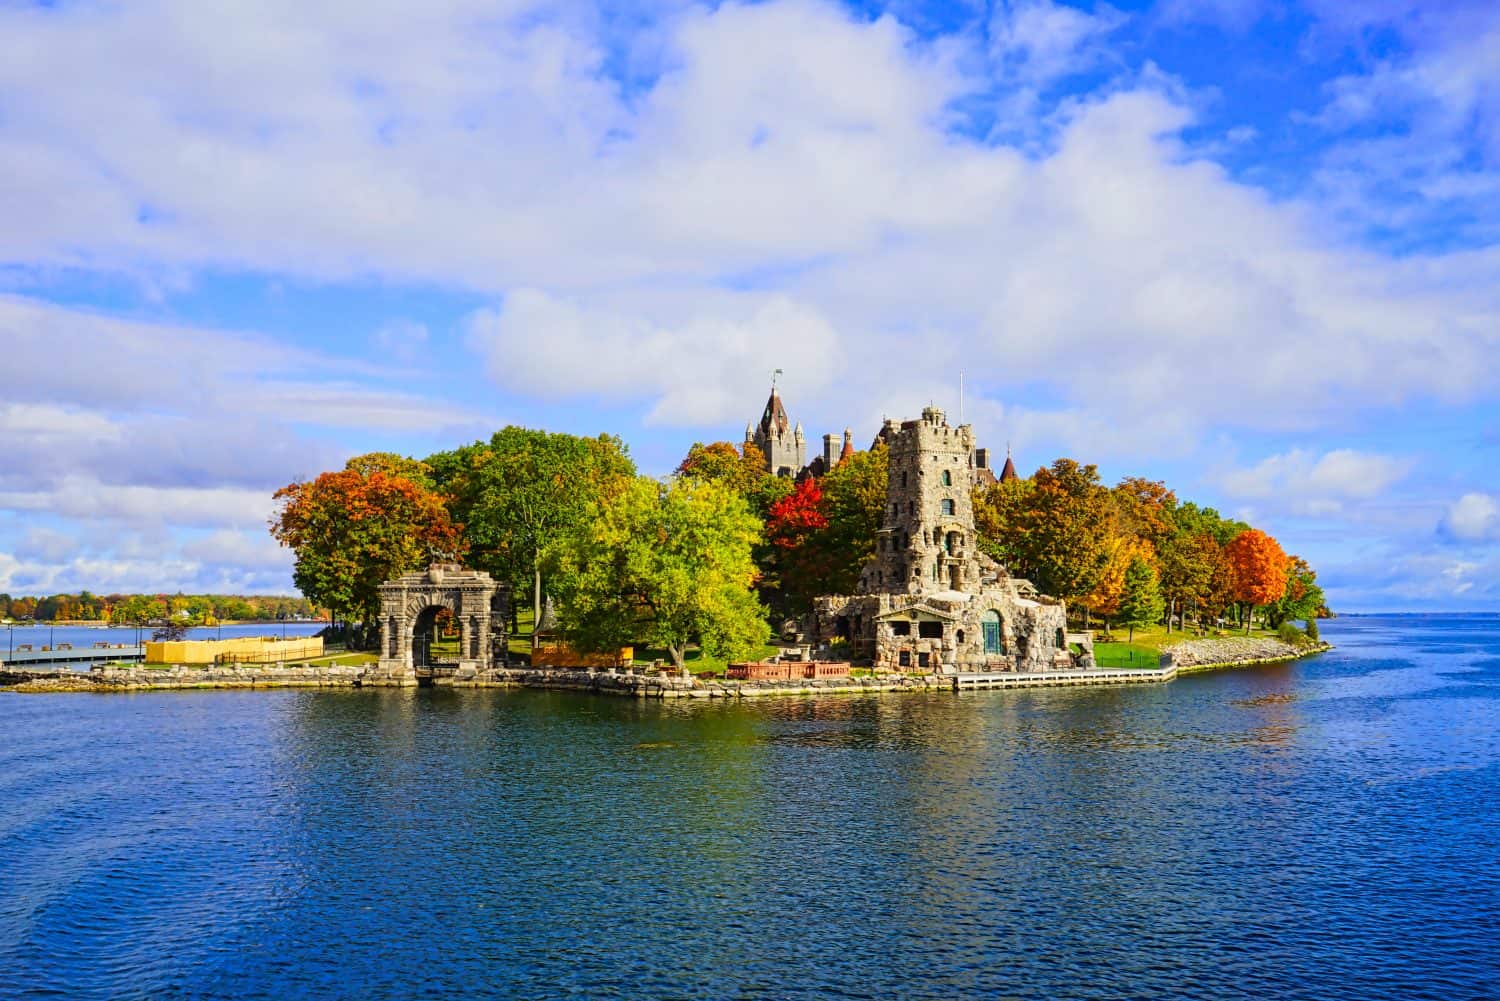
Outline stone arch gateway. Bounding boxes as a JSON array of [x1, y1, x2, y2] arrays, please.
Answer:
[[368, 563, 511, 686]]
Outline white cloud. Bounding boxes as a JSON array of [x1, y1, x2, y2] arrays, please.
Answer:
[[1441, 492, 1500, 542], [1217, 448, 1410, 516], [467, 289, 843, 426]]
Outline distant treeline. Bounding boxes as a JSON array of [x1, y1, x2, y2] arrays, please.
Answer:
[[0, 592, 320, 624]]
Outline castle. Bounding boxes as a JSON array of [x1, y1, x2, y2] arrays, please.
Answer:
[[745, 384, 1011, 484], [804, 406, 1090, 673]]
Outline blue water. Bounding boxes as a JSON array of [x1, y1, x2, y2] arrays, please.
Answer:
[[1, 615, 1496, 999], [3, 622, 326, 668]]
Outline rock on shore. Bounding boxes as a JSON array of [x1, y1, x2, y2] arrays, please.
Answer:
[[1164, 636, 1327, 669]]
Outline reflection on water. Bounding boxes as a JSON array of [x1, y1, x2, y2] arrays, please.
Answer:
[[1, 615, 1496, 999]]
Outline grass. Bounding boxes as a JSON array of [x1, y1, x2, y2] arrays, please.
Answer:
[[1088, 620, 1295, 669]]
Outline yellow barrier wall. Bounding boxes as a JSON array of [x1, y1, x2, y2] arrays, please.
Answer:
[[144, 636, 324, 665]]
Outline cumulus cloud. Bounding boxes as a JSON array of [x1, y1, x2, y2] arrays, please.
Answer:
[[1440, 492, 1500, 543], [1217, 448, 1410, 516], [468, 289, 843, 426]]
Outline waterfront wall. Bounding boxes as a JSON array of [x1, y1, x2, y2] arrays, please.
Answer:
[[144, 636, 324, 665]]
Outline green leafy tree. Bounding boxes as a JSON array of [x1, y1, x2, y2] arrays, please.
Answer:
[[973, 475, 1033, 567], [269, 453, 464, 639], [427, 427, 635, 620], [1117, 556, 1165, 642], [1158, 531, 1220, 632], [814, 442, 888, 593], [544, 477, 769, 671], [1264, 556, 1325, 628]]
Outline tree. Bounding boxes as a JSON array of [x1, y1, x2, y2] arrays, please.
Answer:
[[1118, 556, 1165, 642], [762, 476, 833, 615], [1112, 477, 1177, 552], [973, 475, 1033, 567], [1081, 536, 1151, 630], [757, 443, 888, 616], [427, 427, 635, 621], [998, 459, 1116, 612], [1265, 556, 1325, 628], [544, 477, 769, 671], [269, 453, 463, 639], [1224, 529, 1290, 633], [1159, 532, 1221, 632]]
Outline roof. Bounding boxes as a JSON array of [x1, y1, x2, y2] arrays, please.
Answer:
[[999, 454, 1019, 482], [838, 430, 854, 463], [759, 389, 790, 436]]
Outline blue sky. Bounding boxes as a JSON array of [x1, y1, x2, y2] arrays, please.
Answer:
[[1, 0, 1497, 610]]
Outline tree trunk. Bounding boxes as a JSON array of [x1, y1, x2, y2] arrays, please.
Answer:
[[532, 563, 542, 651], [669, 645, 686, 672]]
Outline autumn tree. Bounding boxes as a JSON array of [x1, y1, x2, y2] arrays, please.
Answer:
[[270, 453, 463, 640], [1117, 556, 1165, 642], [762, 476, 833, 615], [1112, 477, 1177, 552], [1224, 529, 1290, 633], [427, 427, 635, 621], [998, 458, 1116, 613], [1081, 536, 1151, 630], [544, 477, 769, 671]]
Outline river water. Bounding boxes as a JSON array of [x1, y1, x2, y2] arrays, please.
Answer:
[[1, 615, 1495, 999]]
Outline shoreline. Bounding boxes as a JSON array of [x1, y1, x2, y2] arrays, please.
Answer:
[[3, 639, 1332, 696]]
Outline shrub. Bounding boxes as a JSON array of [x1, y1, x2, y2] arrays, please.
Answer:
[[1304, 618, 1320, 642], [1277, 622, 1305, 647]]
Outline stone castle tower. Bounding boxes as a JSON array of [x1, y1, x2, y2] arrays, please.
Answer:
[[745, 386, 805, 477], [861, 406, 983, 595], [809, 406, 1088, 674]]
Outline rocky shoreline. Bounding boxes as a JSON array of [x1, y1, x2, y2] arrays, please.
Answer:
[[1163, 636, 1332, 673], [3, 636, 1330, 696]]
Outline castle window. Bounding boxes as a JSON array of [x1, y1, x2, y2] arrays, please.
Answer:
[[901, 471, 908, 488], [891, 620, 911, 636], [956, 629, 965, 645], [945, 531, 959, 555], [918, 621, 943, 639], [941, 499, 955, 516], [918, 652, 930, 668], [941, 470, 951, 486], [899, 651, 911, 668]]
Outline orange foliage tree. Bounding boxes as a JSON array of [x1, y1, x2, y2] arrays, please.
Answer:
[[1224, 529, 1290, 631], [270, 455, 464, 633]]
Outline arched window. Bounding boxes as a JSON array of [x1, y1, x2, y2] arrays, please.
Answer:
[[1056, 628, 1066, 649], [942, 499, 955, 516], [945, 531, 959, 555], [942, 470, 952, 486], [956, 629, 965, 645]]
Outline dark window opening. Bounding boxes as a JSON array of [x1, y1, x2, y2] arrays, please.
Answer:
[[956, 629, 965, 644], [891, 620, 911, 636], [899, 650, 911, 668], [942, 470, 952, 486], [918, 621, 943, 639], [918, 652, 931, 668], [942, 499, 956, 516]]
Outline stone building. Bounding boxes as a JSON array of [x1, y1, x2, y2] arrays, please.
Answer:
[[744, 387, 806, 478], [807, 407, 1090, 673]]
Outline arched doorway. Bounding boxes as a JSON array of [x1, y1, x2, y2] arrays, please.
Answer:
[[982, 609, 1004, 656]]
